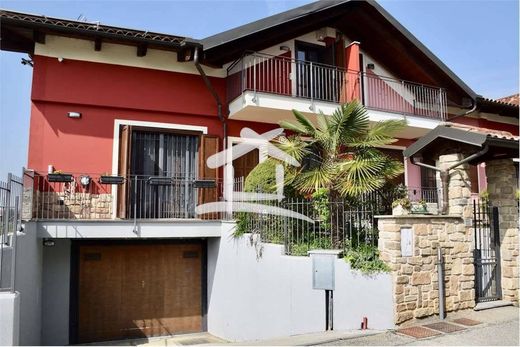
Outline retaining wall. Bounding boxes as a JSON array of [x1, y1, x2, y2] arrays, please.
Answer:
[[207, 222, 394, 342]]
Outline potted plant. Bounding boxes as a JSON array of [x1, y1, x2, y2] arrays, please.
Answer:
[[392, 197, 411, 216], [47, 170, 74, 183], [411, 199, 428, 214]]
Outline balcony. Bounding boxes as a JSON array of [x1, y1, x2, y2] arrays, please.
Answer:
[[227, 52, 447, 131], [26, 172, 225, 221]]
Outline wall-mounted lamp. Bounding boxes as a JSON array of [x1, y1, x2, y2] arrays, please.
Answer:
[[58, 57, 64, 63], [79, 175, 91, 187], [280, 45, 290, 52], [43, 239, 55, 247], [366, 63, 375, 70], [68, 112, 81, 119]]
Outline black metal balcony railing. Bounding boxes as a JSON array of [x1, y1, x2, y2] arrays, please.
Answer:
[[227, 52, 447, 120], [27, 173, 225, 220]]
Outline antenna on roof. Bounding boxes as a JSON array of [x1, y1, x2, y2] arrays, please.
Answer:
[[77, 14, 88, 22]]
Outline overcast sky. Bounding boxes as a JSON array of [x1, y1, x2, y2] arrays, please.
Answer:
[[0, 0, 518, 178]]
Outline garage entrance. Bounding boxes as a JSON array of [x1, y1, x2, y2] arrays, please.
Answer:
[[72, 240, 204, 343]]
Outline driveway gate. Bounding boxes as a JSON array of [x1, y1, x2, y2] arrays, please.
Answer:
[[473, 200, 501, 302]]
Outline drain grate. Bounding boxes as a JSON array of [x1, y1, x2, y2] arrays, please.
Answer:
[[177, 338, 215, 345], [424, 322, 466, 333], [452, 318, 481, 326], [396, 326, 441, 338]]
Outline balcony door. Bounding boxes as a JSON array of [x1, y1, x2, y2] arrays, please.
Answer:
[[296, 43, 322, 100], [129, 130, 199, 219], [295, 41, 337, 102]]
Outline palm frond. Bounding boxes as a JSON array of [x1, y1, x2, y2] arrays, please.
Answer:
[[275, 136, 310, 163], [291, 161, 337, 193], [350, 120, 407, 148], [280, 109, 318, 136], [328, 101, 370, 146]]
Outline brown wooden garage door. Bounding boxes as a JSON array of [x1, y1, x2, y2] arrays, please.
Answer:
[[77, 242, 203, 343]]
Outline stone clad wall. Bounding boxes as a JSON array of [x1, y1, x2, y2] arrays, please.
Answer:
[[33, 192, 113, 219], [378, 216, 474, 324], [486, 159, 519, 304]]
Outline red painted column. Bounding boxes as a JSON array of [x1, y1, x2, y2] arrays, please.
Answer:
[[344, 41, 361, 102]]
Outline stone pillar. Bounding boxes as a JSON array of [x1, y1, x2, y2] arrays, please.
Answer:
[[437, 153, 473, 219], [485, 159, 519, 304], [378, 215, 474, 325]]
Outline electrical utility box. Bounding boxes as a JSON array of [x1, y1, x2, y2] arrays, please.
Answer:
[[308, 250, 342, 290], [400, 227, 413, 257]]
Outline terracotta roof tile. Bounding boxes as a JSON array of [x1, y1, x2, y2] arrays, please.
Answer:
[[496, 93, 519, 106], [443, 122, 519, 142]]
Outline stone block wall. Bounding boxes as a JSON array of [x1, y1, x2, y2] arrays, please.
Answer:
[[486, 159, 519, 304], [437, 153, 473, 219], [32, 191, 113, 219], [378, 215, 474, 324]]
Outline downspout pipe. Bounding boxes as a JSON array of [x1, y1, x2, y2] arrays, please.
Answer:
[[411, 145, 489, 214], [193, 47, 227, 146], [447, 97, 478, 121]]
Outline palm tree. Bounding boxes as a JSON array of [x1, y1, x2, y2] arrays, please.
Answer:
[[278, 100, 406, 198], [277, 101, 406, 247]]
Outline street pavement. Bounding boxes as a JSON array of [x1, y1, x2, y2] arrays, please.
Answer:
[[319, 306, 519, 346], [79, 306, 518, 346]]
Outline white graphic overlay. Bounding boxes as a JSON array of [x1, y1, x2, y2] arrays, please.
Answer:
[[195, 127, 312, 223]]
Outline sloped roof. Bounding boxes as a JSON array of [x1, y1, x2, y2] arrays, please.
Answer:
[[202, 0, 477, 104], [476, 96, 519, 118], [403, 123, 518, 164], [442, 122, 519, 142], [0, 9, 200, 54], [497, 93, 519, 106], [203, 1, 345, 50]]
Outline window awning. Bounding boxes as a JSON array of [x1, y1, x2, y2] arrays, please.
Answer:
[[403, 123, 519, 165]]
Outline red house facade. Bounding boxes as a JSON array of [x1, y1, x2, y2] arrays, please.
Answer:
[[0, 1, 518, 345]]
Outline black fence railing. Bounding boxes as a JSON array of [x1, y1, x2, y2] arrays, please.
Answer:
[[235, 185, 441, 255], [473, 200, 501, 302], [28, 172, 224, 220], [236, 199, 378, 256]]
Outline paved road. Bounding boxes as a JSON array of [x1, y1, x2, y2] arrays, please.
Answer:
[[320, 306, 519, 346]]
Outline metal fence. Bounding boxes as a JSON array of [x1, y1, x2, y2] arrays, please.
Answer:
[[0, 172, 23, 292], [227, 52, 447, 120], [473, 200, 501, 302], [237, 199, 378, 256], [29, 172, 225, 220], [347, 186, 440, 215], [235, 184, 441, 255], [363, 72, 447, 120], [125, 175, 224, 219]]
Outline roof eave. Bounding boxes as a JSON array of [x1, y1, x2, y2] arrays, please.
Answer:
[[0, 9, 201, 54]]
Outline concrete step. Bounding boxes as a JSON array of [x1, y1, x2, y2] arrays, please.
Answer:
[[474, 300, 514, 311]]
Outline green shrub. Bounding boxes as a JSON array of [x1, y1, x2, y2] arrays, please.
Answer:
[[244, 159, 278, 193], [480, 189, 489, 202], [311, 188, 331, 231], [344, 243, 390, 274], [290, 237, 333, 256], [235, 159, 302, 237]]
